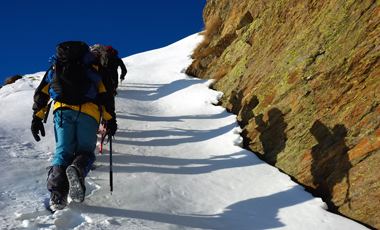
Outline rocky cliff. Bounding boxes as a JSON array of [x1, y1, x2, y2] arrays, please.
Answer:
[[187, 0, 380, 228]]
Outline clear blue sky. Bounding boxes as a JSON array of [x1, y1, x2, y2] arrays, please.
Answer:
[[0, 0, 206, 85]]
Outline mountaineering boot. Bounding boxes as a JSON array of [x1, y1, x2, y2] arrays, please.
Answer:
[[66, 165, 86, 203], [49, 190, 68, 212], [47, 165, 69, 211]]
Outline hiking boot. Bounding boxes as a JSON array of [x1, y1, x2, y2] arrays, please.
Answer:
[[66, 165, 86, 203], [49, 190, 68, 212]]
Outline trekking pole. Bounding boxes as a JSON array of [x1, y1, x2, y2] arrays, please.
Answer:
[[109, 136, 113, 195]]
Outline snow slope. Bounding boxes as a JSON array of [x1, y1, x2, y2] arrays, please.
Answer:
[[0, 34, 369, 230]]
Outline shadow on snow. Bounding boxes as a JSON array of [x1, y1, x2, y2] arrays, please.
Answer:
[[76, 186, 310, 230]]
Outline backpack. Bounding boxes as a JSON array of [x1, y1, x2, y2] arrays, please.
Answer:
[[106, 46, 119, 65], [49, 41, 97, 105], [106, 46, 118, 56], [90, 44, 108, 67]]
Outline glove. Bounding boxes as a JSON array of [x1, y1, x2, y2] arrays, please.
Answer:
[[106, 119, 117, 137], [31, 117, 45, 142]]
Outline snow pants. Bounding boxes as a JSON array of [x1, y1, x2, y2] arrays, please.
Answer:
[[47, 109, 98, 192]]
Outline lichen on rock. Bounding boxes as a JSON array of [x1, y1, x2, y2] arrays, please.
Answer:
[[188, 0, 380, 228]]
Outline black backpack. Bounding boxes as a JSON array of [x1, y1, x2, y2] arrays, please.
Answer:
[[106, 46, 119, 68], [49, 41, 95, 105]]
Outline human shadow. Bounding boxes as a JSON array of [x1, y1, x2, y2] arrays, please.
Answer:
[[117, 110, 230, 123], [117, 79, 206, 102], [113, 121, 238, 147], [74, 185, 311, 230], [104, 151, 263, 176], [309, 120, 352, 209], [254, 108, 288, 166], [96, 109, 250, 175]]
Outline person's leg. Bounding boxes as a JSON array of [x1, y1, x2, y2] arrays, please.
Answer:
[[47, 165, 69, 211], [52, 110, 77, 167], [48, 110, 77, 210], [66, 112, 98, 203], [75, 112, 98, 175]]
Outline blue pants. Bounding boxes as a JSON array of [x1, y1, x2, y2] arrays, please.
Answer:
[[53, 110, 98, 172], [48, 110, 98, 192]]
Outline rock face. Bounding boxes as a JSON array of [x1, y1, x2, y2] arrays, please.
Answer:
[[187, 0, 380, 228], [5, 75, 22, 85]]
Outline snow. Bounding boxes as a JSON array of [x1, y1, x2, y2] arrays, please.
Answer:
[[0, 34, 369, 230]]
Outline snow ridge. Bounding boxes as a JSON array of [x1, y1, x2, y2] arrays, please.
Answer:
[[0, 34, 368, 229]]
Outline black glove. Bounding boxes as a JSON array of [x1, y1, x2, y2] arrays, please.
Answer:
[[106, 119, 117, 137], [31, 117, 45, 142]]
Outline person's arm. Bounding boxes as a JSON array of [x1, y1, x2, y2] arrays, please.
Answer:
[[118, 58, 127, 80], [32, 67, 53, 120], [31, 67, 52, 141], [95, 65, 117, 136]]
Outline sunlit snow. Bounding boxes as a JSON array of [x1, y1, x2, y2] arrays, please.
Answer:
[[0, 34, 368, 229]]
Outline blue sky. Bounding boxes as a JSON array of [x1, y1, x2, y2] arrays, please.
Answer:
[[0, 0, 206, 85]]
